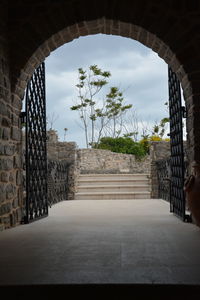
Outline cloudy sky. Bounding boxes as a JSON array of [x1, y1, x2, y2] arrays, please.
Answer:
[[45, 34, 168, 148]]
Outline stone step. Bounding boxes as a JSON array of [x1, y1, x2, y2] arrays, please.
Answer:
[[77, 185, 150, 193], [78, 174, 150, 181], [76, 173, 151, 200], [78, 179, 149, 186], [75, 192, 151, 200]]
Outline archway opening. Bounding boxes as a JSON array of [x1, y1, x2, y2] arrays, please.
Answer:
[[19, 31, 188, 222]]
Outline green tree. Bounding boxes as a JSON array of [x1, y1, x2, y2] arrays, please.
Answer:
[[70, 65, 132, 148]]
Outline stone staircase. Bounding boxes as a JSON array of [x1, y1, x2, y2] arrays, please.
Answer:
[[75, 174, 151, 200]]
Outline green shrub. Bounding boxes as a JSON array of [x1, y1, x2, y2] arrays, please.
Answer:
[[94, 137, 146, 159]]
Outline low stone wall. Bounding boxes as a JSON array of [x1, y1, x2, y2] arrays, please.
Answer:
[[47, 130, 78, 200], [149, 141, 171, 198], [77, 148, 151, 174]]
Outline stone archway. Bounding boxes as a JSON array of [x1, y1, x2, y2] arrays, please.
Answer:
[[1, 0, 200, 229]]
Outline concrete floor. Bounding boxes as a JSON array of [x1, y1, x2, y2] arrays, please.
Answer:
[[0, 199, 200, 285]]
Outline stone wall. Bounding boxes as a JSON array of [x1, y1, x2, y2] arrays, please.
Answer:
[[77, 148, 151, 174], [150, 142, 171, 198], [0, 2, 22, 230], [47, 130, 78, 200]]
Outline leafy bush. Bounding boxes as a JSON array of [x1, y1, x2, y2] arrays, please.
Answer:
[[94, 137, 146, 159]]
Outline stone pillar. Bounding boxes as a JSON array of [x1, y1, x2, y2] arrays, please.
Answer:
[[0, 2, 23, 230], [185, 94, 200, 175]]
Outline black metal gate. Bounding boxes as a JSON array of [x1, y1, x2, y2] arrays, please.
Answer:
[[168, 66, 190, 221], [23, 62, 48, 223]]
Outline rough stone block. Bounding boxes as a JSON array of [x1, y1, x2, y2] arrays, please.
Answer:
[[0, 144, 4, 155], [16, 170, 22, 185], [12, 197, 19, 209], [0, 202, 12, 216], [0, 182, 6, 203], [0, 101, 7, 116], [0, 158, 13, 170], [13, 155, 21, 168], [2, 127, 10, 140], [1, 171, 9, 182], [11, 127, 21, 141], [12, 113, 19, 126], [2, 117, 11, 127], [6, 183, 16, 199], [12, 95, 22, 109], [4, 145, 16, 156], [18, 187, 23, 205], [9, 172, 14, 182]]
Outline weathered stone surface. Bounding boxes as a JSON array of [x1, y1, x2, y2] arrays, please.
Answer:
[[12, 94, 22, 109], [16, 170, 22, 185], [0, 101, 8, 116], [1, 171, 9, 182], [18, 187, 23, 205], [6, 183, 16, 199], [11, 127, 21, 141], [9, 172, 14, 182], [0, 202, 12, 216], [0, 145, 4, 155], [13, 155, 21, 168], [4, 145, 15, 156], [12, 197, 19, 209], [2, 127, 10, 140], [2, 117, 11, 127], [149, 142, 171, 161], [11, 113, 19, 126], [0, 158, 13, 170], [78, 149, 150, 174], [0, 183, 6, 203]]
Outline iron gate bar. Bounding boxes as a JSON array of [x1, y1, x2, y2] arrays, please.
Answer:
[[24, 62, 48, 223], [156, 158, 171, 203], [168, 66, 190, 222]]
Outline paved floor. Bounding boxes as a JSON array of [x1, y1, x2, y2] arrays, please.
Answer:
[[0, 199, 200, 285]]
